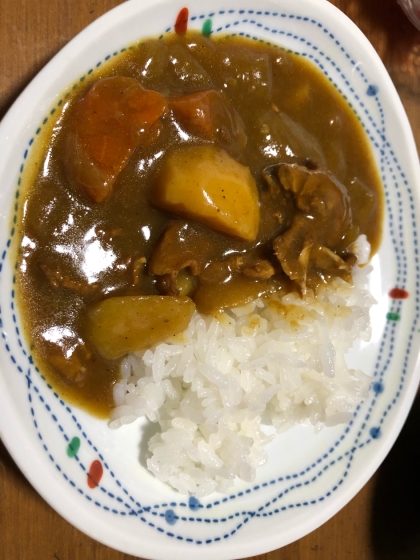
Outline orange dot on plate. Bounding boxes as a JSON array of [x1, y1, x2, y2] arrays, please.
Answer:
[[175, 7, 189, 35], [389, 288, 409, 299], [87, 460, 103, 489]]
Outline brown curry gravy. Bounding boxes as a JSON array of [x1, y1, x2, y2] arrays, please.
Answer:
[[16, 32, 384, 418]]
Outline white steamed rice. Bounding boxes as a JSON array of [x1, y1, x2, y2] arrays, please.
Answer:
[[110, 235, 375, 497]]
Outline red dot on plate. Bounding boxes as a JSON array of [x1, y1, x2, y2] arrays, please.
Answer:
[[87, 460, 103, 489], [389, 288, 409, 299], [175, 7, 189, 35]]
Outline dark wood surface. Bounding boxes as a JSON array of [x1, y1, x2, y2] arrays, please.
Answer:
[[1, 1, 420, 559]]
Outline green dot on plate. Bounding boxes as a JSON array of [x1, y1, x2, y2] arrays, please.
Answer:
[[202, 19, 212, 37], [67, 436, 81, 458], [386, 312, 401, 322]]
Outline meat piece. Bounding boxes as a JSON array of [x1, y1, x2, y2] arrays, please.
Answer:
[[225, 255, 244, 272], [243, 259, 275, 280], [96, 227, 124, 242], [39, 262, 97, 294], [258, 168, 295, 242], [44, 332, 92, 385], [271, 163, 355, 293], [64, 76, 168, 202], [155, 270, 197, 297], [277, 163, 352, 247], [310, 245, 353, 282], [49, 346, 90, 384], [195, 255, 244, 286], [169, 90, 247, 157], [273, 214, 314, 292], [148, 221, 217, 292], [155, 273, 178, 296]]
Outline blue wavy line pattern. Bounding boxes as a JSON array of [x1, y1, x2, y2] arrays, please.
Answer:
[[1, 8, 418, 547]]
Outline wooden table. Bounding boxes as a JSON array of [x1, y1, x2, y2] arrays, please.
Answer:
[[1, 1, 420, 558]]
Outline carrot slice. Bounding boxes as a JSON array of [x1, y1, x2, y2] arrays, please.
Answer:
[[65, 76, 168, 203], [169, 90, 247, 157], [169, 90, 221, 136], [127, 88, 168, 126]]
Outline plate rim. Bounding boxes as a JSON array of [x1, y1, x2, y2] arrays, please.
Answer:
[[1, 0, 420, 558]]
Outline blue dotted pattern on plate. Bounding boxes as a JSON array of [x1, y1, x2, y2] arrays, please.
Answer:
[[2, 8, 418, 546]]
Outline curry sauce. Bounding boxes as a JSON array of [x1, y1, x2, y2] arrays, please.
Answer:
[[16, 32, 383, 417]]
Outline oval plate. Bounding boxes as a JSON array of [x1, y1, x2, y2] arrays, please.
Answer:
[[0, 0, 419, 558]]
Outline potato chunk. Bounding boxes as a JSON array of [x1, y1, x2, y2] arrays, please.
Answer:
[[152, 145, 260, 241], [86, 295, 195, 359]]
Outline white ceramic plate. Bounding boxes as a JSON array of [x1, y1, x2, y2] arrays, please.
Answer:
[[1, 0, 419, 558]]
